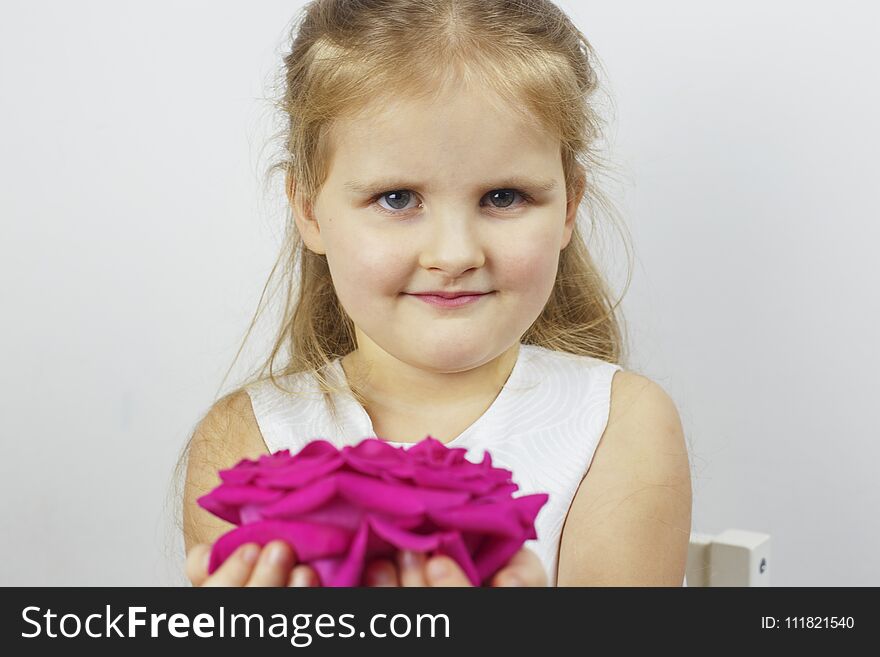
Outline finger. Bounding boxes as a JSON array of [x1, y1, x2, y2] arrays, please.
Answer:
[[202, 542, 261, 587], [398, 550, 428, 587], [185, 544, 212, 587], [490, 547, 548, 587], [364, 559, 400, 587], [424, 555, 474, 587], [288, 564, 320, 587], [246, 540, 296, 587]]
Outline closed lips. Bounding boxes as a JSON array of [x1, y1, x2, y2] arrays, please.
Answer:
[[412, 291, 490, 298]]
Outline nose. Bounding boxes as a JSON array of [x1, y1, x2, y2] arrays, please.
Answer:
[[417, 209, 487, 275]]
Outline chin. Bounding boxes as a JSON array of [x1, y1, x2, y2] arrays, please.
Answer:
[[413, 342, 494, 368]]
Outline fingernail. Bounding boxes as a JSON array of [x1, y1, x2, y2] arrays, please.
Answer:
[[500, 575, 523, 587], [371, 569, 393, 586], [268, 542, 288, 565], [241, 544, 260, 564], [292, 568, 311, 587], [202, 552, 211, 572], [400, 550, 419, 569], [427, 558, 449, 579]]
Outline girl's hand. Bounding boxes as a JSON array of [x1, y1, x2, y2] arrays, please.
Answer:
[[362, 546, 547, 587], [185, 541, 320, 587]]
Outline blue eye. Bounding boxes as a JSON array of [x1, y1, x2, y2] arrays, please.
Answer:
[[377, 190, 418, 212], [371, 188, 533, 216]]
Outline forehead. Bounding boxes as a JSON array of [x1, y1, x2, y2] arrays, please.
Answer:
[[325, 88, 560, 188]]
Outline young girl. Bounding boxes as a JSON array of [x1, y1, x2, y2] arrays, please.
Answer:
[[178, 0, 692, 588]]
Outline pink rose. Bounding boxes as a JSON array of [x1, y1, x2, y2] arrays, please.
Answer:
[[197, 436, 548, 586]]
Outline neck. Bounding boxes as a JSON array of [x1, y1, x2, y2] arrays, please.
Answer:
[[340, 342, 521, 417]]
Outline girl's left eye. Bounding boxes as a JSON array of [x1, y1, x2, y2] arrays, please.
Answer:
[[371, 188, 533, 216]]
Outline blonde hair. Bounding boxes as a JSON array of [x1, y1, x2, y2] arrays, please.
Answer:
[[241, 0, 634, 404], [168, 0, 637, 560]]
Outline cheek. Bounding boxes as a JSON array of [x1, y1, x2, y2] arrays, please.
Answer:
[[496, 230, 560, 299], [326, 230, 410, 302]]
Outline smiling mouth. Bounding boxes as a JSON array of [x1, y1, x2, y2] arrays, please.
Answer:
[[406, 292, 493, 308]]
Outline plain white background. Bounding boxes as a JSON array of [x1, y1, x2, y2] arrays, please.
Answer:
[[1, 0, 877, 586]]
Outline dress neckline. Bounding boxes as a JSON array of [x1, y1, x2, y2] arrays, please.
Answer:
[[331, 344, 529, 448]]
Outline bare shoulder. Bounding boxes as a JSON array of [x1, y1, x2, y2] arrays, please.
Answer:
[[604, 370, 686, 452], [182, 389, 270, 552], [556, 370, 692, 586]]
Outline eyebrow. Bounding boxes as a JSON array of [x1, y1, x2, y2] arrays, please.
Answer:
[[343, 176, 558, 195]]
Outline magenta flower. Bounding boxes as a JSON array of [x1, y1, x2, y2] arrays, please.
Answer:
[[197, 436, 548, 586]]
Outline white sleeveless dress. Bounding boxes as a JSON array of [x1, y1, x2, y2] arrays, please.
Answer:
[[244, 343, 687, 587]]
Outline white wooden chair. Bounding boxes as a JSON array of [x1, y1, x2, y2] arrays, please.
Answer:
[[686, 529, 771, 586]]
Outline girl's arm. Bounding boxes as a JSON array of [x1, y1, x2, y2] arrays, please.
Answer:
[[183, 390, 267, 551], [556, 371, 692, 586], [183, 390, 318, 586]]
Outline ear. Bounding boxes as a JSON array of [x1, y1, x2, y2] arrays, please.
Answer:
[[561, 168, 586, 250], [287, 172, 326, 256]]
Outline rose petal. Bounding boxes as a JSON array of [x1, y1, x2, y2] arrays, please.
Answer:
[[257, 454, 345, 489], [197, 485, 285, 524], [513, 493, 550, 532], [218, 467, 260, 485], [306, 555, 340, 588], [408, 486, 472, 510], [367, 514, 442, 552], [342, 439, 412, 478], [252, 450, 294, 469], [347, 438, 404, 460], [291, 440, 339, 461], [478, 483, 521, 503], [259, 476, 339, 518], [406, 436, 451, 464], [376, 467, 418, 485], [460, 531, 486, 555], [472, 531, 527, 584], [295, 497, 367, 532], [435, 531, 481, 586], [335, 472, 427, 515], [411, 467, 500, 494], [197, 494, 241, 525], [207, 519, 353, 574], [321, 518, 371, 587], [427, 501, 523, 537], [210, 484, 287, 505]]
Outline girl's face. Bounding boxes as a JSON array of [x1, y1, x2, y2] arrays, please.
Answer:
[[293, 87, 581, 373]]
